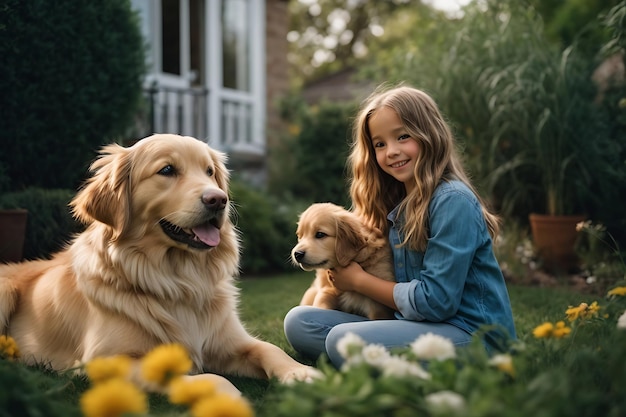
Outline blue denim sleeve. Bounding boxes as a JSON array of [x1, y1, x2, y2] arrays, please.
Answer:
[[393, 185, 482, 321]]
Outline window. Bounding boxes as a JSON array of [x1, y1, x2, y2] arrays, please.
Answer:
[[222, 0, 250, 91], [161, 0, 180, 75], [131, 0, 265, 157]]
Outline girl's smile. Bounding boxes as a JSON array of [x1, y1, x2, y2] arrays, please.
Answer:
[[390, 160, 409, 168]]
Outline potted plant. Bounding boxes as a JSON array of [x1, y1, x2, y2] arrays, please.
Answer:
[[0, 188, 81, 263], [0, 202, 28, 264], [485, 44, 606, 272]]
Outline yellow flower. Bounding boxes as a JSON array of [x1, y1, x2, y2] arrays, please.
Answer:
[[0, 335, 19, 360], [608, 286, 626, 297], [85, 355, 132, 384], [552, 321, 572, 338], [190, 393, 254, 417], [141, 343, 193, 386], [586, 301, 601, 317], [168, 377, 217, 405], [80, 379, 147, 417], [532, 322, 554, 338], [566, 301, 601, 322], [565, 303, 588, 322]]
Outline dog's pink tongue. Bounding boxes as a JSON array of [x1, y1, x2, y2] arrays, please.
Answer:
[[192, 223, 221, 246]]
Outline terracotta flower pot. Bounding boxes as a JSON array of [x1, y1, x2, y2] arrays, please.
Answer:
[[529, 213, 586, 273], [0, 209, 28, 263]]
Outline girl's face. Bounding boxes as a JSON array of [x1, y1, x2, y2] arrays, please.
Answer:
[[368, 106, 419, 193]]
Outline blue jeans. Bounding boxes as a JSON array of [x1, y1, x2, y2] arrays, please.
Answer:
[[284, 306, 473, 368]]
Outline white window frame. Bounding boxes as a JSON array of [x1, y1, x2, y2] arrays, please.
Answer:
[[130, 0, 266, 158]]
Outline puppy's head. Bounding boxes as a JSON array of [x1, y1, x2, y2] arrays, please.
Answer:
[[71, 134, 232, 250], [291, 203, 367, 271]]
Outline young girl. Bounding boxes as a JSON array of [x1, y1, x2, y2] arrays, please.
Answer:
[[284, 84, 516, 367]]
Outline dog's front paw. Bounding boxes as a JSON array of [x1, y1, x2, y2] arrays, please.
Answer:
[[180, 373, 242, 397], [280, 365, 323, 385]]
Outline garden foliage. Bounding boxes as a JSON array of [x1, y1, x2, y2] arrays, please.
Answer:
[[0, 0, 146, 192], [271, 97, 355, 208], [230, 178, 308, 275]]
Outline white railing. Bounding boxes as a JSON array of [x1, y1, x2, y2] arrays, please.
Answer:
[[140, 84, 263, 160]]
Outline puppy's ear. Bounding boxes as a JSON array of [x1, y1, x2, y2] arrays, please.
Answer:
[[70, 144, 132, 237], [335, 213, 368, 266]]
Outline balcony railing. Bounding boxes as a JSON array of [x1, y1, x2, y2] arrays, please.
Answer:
[[136, 83, 263, 161], [142, 83, 209, 140]]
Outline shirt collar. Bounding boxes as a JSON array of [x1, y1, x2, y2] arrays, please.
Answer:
[[387, 203, 401, 226]]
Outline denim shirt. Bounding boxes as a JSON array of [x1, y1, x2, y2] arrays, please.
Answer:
[[390, 180, 517, 344]]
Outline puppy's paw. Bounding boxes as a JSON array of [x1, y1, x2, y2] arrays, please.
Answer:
[[280, 365, 323, 385]]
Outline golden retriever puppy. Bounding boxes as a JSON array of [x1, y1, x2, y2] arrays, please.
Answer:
[[0, 134, 318, 396], [291, 202, 395, 320]]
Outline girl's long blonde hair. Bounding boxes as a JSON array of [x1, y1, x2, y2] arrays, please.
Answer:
[[347, 83, 500, 251]]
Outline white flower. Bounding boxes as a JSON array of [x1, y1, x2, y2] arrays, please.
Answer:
[[425, 390, 467, 414], [340, 354, 364, 372], [410, 333, 456, 361], [488, 353, 511, 366], [336, 332, 366, 359], [361, 344, 391, 368], [488, 353, 515, 376], [617, 310, 626, 330], [381, 356, 430, 380]]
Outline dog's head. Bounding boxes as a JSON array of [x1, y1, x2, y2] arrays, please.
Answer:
[[71, 134, 232, 251], [291, 203, 368, 271]]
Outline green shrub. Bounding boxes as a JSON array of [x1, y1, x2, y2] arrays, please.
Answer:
[[0, 188, 82, 260], [272, 97, 355, 207], [0, 0, 146, 192], [231, 179, 308, 276]]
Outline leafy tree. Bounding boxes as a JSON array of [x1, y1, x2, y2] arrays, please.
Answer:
[[287, 0, 423, 87], [529, 0, 621, 51], [0, 0, 146, 192]]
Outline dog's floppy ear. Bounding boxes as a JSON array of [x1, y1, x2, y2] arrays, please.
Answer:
[[70, 144, 132, 238], [335, 213, 368, 266]]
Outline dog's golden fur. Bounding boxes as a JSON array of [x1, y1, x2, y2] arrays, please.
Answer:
[[291, 202, 395, 320], [0, 134, 317, 395]]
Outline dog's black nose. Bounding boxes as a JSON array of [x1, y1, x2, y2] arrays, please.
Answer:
[[202, 190, 227, 210], [293, 251, 305, 262]]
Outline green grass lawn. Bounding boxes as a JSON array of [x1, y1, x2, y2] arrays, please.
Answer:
[[1, 271, 598, 416], [238, 271, 592, 350]]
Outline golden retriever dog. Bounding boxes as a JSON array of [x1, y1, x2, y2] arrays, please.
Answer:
[[291, 202, 395, 320], [0, 134, 318, 396]]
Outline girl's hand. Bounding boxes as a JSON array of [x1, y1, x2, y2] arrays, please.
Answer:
[[329, 262, 399, 310], [328, 262, 364, 292]]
